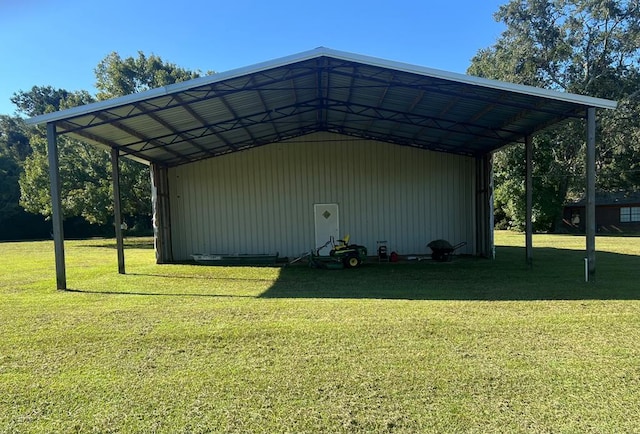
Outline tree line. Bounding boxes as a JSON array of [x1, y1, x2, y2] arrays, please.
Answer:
[[2, 0, 640, 240], [468, 0, 640, 231], [0, 52, 203, 240]]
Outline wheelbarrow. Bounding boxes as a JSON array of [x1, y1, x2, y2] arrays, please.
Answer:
[[427, 239, 467, 262]]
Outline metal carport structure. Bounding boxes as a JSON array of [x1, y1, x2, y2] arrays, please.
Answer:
[[28, 47, 617, 290]]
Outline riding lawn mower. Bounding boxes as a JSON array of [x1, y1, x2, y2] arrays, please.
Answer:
[[309, 235, 368, 269]]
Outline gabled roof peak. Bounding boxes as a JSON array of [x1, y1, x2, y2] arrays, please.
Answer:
[[27, 48, 618, 167]]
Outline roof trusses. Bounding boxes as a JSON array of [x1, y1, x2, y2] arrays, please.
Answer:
[[29, 48, 617, 167]]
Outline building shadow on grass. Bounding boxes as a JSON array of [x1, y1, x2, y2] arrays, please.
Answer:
[[258, 246, 640, 301]]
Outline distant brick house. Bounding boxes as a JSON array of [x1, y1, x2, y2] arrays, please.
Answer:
[[563, 191, 640, 233]]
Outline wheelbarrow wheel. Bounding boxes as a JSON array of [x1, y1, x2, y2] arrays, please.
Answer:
[[344, 254, 361, 268]]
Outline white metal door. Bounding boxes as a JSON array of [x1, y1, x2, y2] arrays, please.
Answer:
[[314, 203, 339, 255]]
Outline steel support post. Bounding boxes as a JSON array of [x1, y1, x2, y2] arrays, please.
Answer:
[[150, 163, 173, 264], [111, 147, 125, 274], [586, 107, 596, 281], [525, 135, 533, 267], [475, 154, 493, 258], [488, 153, 495, 259], [47, 122, 67, 290]]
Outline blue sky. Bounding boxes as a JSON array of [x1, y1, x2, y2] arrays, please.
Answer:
[[0, 0, 506, 117]]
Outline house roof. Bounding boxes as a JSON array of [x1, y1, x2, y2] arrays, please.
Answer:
[[568, 191, 640, 207], [27, 47, 618, 167]]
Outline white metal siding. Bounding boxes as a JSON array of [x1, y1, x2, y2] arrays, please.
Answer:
[[169, 132, 475, 260]]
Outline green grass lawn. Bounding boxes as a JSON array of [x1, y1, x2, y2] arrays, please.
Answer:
[[1, 232, 639, 433]]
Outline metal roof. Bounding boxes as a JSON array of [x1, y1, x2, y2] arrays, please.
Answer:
[[568, 191, 640, 207], [28, 47, 618, 167]]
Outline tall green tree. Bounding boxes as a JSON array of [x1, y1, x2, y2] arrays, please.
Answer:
[[16, 52, 203, 226], [469, 0, 640, 231], [0, 115, 52, 240], [95, 51, 201, 99], [10, 86, 94, 118], [0, 116, 30, 221], [14, 87, 111, 224]]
